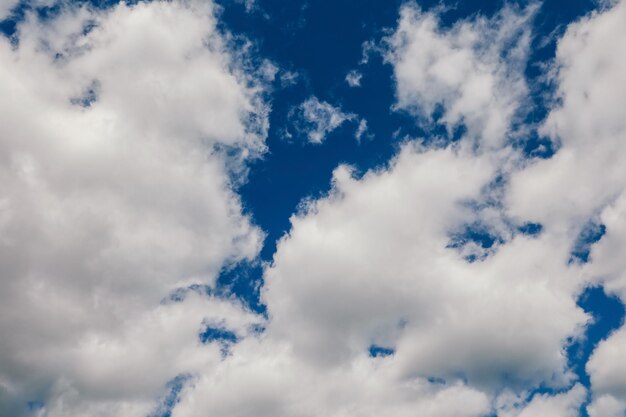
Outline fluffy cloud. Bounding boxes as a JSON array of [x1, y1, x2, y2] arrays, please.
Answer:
[[507, 1, 626, 230], [172, 336, 490, 417], [386, 3, 535, 149], [166, 4, 602, 417], [497, 384, 586, 417], [587, 328, 626, 405], [261, 144, 587, 391], [0, 0, 268, 414], [0, 0, 20, 20], [503, 0, 626, 415], [169, 143, 587, 417], [4, 293, 262, 417], [288, 96, 356, 144], [247, 8, 589, 406], [4, 0, 626, 416]]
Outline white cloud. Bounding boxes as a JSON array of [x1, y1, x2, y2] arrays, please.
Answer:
[[503, 1, 626, 415], [0, 0, 269, 414], [507, 0, 626, 232], [345, 69, 362, 87], [0, 0, 20, 20], [587, 328, 626, 404], [0, 0, 59, 20], [174, 1, 626, 415], [587, 394, 626, 417], [386, 3, 536, 149], [289, 96, 355, 144], [173, 337, 491, 417], [497, 384, 587, 417], [354, 118, 369, 141], [360, 39, 382, 65], [3, 0, 626, 416], [246, 10, 592, 405], [167, 144, 588, 417], [168, 4, 609, 417], [261, 144, 587, 391], [15, 294, 263, 417]]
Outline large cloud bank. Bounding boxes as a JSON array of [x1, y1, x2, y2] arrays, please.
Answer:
[[1, 1, 626, 417]]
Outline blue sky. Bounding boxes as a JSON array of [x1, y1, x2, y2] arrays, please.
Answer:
[[1, 0, 626, 416]]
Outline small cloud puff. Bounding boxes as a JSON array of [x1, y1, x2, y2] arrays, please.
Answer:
[[354, 118, 372, 142], [345, 70, 362, 87], [289, 96, 356, 144]]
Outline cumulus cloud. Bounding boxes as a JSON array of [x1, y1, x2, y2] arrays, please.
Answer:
[[168, 3, 621, 416], [0, 0, 21, 20], [172, 335, 491, 417], [501, 0, 626, 414], [497, 384, 587, 417], [261, 144, 587, 391], [0, 0, 269, 414], [386, 3, 536, 149], [507, 0, 626, 232], [3, 0, 626, 416], [288, 96, 356, 144], [170, 143, 588, 417]]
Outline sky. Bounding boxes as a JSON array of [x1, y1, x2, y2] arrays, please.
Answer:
[[1, 0, 626, 416]]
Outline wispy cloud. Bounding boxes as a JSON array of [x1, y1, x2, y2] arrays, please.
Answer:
[[345, 69, 362, 87], [288, 96, 356, 144]]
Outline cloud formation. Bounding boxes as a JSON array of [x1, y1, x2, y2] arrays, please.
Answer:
[[172, 2, 626, 416], [0, 1, 269, 415], [2, 0, 626, 416], [0, 0, 19, 20], [288, 96, 356, 144], [345, 69, 363, 87], [505, 1, 626, 415], [386, 3, 535, 149]]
